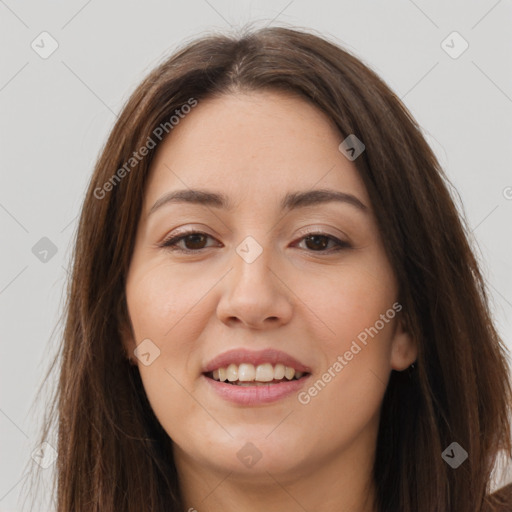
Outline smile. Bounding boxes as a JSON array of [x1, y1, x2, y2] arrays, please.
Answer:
[[206, 362, 307, 385], [202, 348, 312, 405]]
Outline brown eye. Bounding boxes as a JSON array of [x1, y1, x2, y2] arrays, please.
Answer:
[[161, 231, 217, 253], [180, 233, 209, 250], [296, 233, 351, 252], [303, 234, 330, 251], [160, 230, 350, 254]]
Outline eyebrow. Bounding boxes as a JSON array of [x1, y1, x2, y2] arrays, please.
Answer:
[[148, 188, 369, 217]]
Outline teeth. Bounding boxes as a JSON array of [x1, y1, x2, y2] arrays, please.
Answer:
[[284, 366, 295, 380], [274, 363, 285, 379], [209, 363, 306, 383], [255, 363, 274, 382], [238, 363, 256, 381], [226, 363, 238, 382]]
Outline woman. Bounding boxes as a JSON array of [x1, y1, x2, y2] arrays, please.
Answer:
[[29, 25, 512, 511]]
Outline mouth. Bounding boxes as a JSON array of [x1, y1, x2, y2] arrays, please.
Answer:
[[201, 348, 312, 405], [204, 362, 310, 386]]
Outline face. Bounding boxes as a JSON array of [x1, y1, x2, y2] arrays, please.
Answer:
[[123, 91, 416, 482]]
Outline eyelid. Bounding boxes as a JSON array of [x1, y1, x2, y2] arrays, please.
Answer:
[[291, 228, 352, 252], [159, 228, 219, 249], [293, 224, 350, 242], [159, 224, 349, 244], [158, 225, 352, 254], [159, 224, 217, 242]]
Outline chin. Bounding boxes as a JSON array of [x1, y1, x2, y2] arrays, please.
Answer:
[[196, 431, 311, 478]]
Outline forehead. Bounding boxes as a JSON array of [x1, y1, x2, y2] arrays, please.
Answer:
[[143, 91, 370, 214]]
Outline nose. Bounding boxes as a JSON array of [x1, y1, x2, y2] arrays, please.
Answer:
[[216, 244, 293, 330]]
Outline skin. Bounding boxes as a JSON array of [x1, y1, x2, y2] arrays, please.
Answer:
[[122, 90, 417, 512]]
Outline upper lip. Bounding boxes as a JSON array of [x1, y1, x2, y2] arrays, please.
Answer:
[[202, 348, 311, 374]]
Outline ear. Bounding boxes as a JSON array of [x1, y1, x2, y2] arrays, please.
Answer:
[[390, 312, 417, 371]]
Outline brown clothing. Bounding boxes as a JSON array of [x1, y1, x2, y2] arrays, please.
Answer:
[[484, 483, 512, 511]]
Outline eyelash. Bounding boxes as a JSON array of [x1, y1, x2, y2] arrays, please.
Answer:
[[159, 229, 352, 254]]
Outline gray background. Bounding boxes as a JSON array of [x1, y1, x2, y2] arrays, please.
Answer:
[[1, 1, 511, 510]]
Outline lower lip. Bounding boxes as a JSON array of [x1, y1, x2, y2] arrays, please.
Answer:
[[202, 374, 310, 405]]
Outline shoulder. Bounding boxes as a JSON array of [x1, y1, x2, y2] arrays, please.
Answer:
[[482, 482, 512, 512]]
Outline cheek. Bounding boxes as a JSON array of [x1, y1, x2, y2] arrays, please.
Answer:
[[302, 253, 397, 351], [295, 256, 397, 418], [125, 256, 253, 436], [294, 291, 397, 458], [126, 259, 221, 349], [125, 263, 208, 411]]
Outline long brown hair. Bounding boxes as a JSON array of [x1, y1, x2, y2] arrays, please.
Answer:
[[26, 24, 512, 511]]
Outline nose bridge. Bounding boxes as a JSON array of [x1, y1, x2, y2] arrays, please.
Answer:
[[231, 234, 276, 295], [216, 233, 293, 328]]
